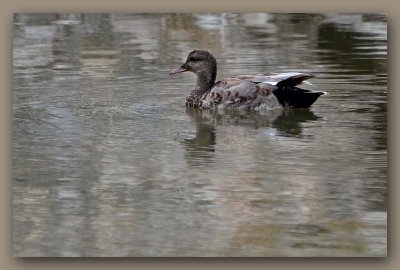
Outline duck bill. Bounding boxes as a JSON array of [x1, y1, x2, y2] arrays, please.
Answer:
[[169, 64, 187, 75]]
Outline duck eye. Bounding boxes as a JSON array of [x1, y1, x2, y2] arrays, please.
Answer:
[[189, 56, 197, 62]]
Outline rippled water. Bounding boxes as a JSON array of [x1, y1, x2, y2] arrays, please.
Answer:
[[13, 13, 387, 257]]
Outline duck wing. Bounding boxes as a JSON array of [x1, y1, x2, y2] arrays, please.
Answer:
[[229, 72, 325, 108], [201, 73, 323, 109], [231, 72, 314, 86], [248, 73, 326, 108]]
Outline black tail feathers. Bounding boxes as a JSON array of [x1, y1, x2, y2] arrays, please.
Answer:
[[272, 85, 325, 108]]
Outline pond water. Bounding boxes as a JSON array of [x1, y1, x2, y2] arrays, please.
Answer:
[[12, 13, 387, 257]]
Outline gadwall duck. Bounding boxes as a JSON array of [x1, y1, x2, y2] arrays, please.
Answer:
[[169, 50, 325, 109]]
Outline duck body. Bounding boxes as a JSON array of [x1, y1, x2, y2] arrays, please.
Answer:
[[169, 50, 325, 109]]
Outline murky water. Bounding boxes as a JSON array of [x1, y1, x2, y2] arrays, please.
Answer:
[[12, 13, 387, 257]]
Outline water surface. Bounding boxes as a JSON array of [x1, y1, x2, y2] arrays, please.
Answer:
[[13, 13, 387, 257]]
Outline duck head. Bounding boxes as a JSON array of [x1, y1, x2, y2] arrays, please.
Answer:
[[169, 50, 217, 91]]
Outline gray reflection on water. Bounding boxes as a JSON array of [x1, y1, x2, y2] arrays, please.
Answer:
[[13, 13, 386, 257], [184, 108, 216, 168]]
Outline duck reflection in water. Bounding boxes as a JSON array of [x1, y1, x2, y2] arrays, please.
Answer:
[[184, 107, 217, 168], [271, 109, 321, 137], [183, 107, 321, 167]]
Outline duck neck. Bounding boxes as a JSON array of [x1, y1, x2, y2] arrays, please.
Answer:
[[186, 59, 217, 107], [193, 70, 216, 96], [186, 71, 216, 107]]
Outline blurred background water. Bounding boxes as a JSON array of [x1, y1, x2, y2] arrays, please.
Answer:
[[12, 13, 387, 257]]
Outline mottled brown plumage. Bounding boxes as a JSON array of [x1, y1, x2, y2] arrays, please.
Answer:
[[169, 50, 325, 109]]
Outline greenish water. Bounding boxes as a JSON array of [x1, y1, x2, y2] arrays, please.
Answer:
[[13, 13, 387, 257]]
